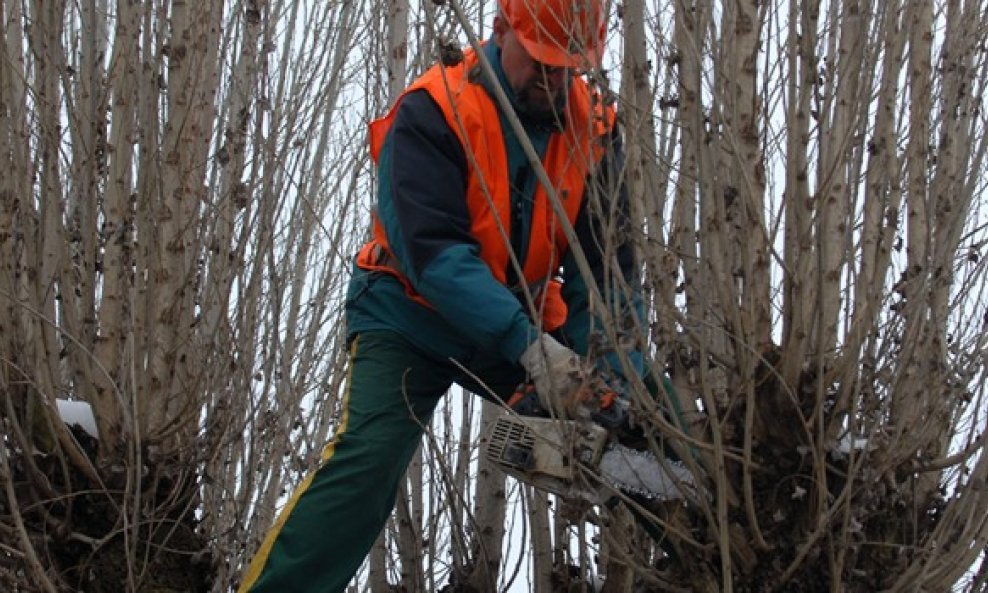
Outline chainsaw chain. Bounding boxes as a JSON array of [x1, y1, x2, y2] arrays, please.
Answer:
[[598, 443, 695, 501]]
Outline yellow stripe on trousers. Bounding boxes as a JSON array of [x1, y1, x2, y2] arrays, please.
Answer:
[[237, 336, 359, 593]]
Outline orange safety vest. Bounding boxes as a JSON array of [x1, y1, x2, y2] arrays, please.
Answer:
[[357, 46, 614, 331]]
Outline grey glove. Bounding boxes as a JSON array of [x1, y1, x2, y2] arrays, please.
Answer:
[[518, 334, 586, 417]]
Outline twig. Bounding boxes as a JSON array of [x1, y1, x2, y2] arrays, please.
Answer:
[[0, 441, 60, 593]]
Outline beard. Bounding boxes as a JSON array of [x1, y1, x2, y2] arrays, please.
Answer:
[[514, 80, 569, 128]]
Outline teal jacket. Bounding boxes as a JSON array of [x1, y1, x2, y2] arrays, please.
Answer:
[[346, 40, 644, 381]]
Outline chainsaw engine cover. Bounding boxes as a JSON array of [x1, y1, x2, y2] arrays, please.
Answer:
[[485, 415, 608, 500]]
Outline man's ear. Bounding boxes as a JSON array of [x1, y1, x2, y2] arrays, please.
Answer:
[[492, 15, 508, 47]]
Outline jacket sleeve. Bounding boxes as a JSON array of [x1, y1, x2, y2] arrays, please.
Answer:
[[376, 90, 536, 363], [559, 126, 646, 382]]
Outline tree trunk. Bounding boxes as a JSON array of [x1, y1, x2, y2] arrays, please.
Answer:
[[465, 402, 508, 591]]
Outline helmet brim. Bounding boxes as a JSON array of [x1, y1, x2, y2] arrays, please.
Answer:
[[515, 33, 600, 69]]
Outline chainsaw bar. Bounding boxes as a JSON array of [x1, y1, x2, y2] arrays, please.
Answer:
[[599, 442, 697, 501]]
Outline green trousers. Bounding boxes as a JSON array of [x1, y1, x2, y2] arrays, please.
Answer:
[[239, 330, 524, 593]]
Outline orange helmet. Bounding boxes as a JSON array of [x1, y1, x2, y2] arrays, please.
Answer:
[[497, 0, 606, 68]]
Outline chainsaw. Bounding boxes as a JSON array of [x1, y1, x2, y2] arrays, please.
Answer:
[[484, 377, 699, 504]]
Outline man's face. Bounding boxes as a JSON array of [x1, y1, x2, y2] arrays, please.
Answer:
[[493, 16, 571, 124]]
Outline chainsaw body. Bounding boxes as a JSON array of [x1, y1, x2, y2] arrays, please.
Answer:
[[486, 414, 609, 502]]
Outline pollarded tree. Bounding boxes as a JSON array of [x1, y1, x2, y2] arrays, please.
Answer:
[[612, 1, 988, 591], [0, 1, 367, 591]]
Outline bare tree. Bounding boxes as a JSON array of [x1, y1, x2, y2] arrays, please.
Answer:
[[1, 1, 986, 593], [631, 1, 988, 591], [1, 0, 364, 591]]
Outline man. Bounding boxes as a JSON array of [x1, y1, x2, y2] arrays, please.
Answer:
[[238, 0, 644, 590]]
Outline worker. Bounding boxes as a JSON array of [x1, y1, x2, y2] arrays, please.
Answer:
[[238, 0, 644, 589]]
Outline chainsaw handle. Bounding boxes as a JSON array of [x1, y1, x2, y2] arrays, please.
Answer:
[[507, 381, 629, 431], [506, 383, 550, 417]]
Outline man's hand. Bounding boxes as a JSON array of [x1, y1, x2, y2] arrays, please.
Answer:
[[518, 334, 586, 417]]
